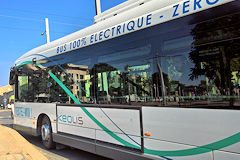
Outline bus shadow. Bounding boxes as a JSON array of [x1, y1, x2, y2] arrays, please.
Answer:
[[18, 132, 111, 160]]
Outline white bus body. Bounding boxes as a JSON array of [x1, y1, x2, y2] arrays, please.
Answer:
[[10, 0, 240, 159]]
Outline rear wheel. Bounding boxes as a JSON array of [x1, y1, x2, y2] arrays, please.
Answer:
[[41, 116, 55, 149]]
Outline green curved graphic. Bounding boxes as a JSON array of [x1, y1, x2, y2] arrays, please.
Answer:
[[17, 61, 240, 157], [17, 61, 138, 149], [16, 61, 41, 69], [145, 132, 240, 156], [49, 72, 140, 149], [50, 70, 240, 157]]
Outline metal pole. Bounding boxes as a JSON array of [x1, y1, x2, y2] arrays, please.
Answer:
[[157, 62, 167, 106], [45, 18, 50, 43], [95, 0, 102, 15], [156, 53, 166, 106]]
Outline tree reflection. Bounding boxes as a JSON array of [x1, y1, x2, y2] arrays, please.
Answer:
[[90, 63, 117, 103], [189, 13, 240, 106]]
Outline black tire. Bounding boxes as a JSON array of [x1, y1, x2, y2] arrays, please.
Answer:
[[41, 116, 55, 149]]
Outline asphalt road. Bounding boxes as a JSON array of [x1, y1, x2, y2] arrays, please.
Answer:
[[0, 110, 110, 160], [0, 110, 13, 128]]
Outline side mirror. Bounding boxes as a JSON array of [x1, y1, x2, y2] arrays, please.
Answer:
[[9, 67, 16, 85]]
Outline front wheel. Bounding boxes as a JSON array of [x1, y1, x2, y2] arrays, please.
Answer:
[[41, 116, 55, 149]]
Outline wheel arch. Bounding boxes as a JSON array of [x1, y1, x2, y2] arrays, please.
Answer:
[[37, 113, 49, 136]]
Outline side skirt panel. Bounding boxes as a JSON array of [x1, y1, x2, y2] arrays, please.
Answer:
[[52, 133, 158, 160]]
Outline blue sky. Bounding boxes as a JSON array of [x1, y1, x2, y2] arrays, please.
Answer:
[[0, 0, 126, 86]]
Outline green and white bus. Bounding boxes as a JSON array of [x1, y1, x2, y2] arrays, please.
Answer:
[[9, 0, 240, 159]]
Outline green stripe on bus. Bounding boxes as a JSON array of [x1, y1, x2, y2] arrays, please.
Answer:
[[144, 132, 240, 157], [18, 61, 240, 157], [51, 71, 240, 157], [16, 61, 33, 69], [49, 72, 139, 149], [16, 61, 41, 69]]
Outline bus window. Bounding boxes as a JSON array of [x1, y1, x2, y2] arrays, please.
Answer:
[[18, 75, 29, 102], [159, 12, 240, 108]]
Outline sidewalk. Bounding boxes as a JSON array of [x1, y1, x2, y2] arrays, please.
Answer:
[[0, 109, 11, 113], [0, 125, 48, 160]]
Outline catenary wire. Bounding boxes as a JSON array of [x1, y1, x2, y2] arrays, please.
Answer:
[[0, 25, 71, 34], [0, 14, 85, 27], [1, 7, 92, 21]]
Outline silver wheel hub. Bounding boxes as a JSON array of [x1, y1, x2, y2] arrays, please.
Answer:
[[41, 124, 50, 141]]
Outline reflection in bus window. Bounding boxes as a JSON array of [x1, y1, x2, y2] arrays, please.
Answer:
[[15, 12, 240, 109], [18, 75, 28, 101]]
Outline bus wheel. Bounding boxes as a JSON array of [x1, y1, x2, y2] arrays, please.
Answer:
[[41, 116, 55, 149]]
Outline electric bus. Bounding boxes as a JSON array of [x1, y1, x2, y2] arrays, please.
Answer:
[[9, 0, 240, 159]]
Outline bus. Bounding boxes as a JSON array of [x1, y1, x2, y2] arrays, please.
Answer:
[[9, 0, 240, 159]]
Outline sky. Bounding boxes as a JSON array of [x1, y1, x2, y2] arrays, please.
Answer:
[[0, 0, 127, 86]]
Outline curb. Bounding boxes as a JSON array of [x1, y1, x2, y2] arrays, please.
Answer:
[[0, 125, 48, 160]]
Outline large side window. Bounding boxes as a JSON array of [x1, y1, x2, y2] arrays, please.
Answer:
[[15, 12, 240, 108], [160, 13, 240, 108], [57, 44, 154, 105], [18, 75, 29, 102], [16, 63, 74, 103]]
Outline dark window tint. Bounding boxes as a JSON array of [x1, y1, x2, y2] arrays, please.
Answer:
[[16, 10, 240, 109]]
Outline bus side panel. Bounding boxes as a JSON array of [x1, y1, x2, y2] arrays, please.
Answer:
[[31, 103, 57, 133], [57, 105, 141, 148], [144, 138, 212, 160], [214, 150, 240, 160], [14, 102, 57, 134], [142, 107, 240, 159], [14, 102, 33, 130], [95, 129, 141, 147]]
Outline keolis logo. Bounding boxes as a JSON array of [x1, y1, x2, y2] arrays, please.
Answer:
[[58, 115, 83, 125]]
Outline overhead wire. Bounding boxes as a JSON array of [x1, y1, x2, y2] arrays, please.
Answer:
[[1, 7, 92, 21], [0, 14, 85, 27], [0, 25, 71, 34]]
